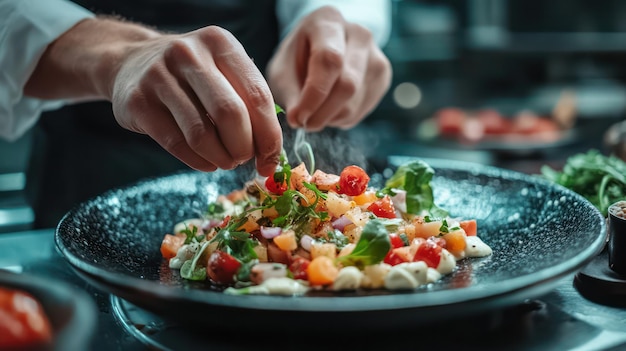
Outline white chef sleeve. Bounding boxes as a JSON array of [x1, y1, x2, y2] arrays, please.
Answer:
[[0, 0, 94, 141], [276, 0, 392, 48]]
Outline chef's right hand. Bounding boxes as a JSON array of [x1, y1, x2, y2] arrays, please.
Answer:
[[111, 25, 282, 176]]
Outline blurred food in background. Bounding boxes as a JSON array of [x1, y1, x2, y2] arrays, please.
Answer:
[[417, 90, 577, 149]]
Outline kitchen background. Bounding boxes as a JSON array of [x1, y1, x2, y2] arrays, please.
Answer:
[[2, 0, 626, 233]]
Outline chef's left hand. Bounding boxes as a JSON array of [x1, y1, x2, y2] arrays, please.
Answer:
[[266, 5, 392, 131]]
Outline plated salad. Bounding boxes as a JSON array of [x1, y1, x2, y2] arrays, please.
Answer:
[[160, 156, 492, 295]]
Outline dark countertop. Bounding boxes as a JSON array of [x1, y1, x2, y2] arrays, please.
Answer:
[[3, 227, 626, 350]]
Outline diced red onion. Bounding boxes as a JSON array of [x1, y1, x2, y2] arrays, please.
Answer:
[[300, 235, 314, 251], [332, 215, 353, 231], [260, 226, 282, 239]]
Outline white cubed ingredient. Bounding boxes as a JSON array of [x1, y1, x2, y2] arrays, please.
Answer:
[[426, 267, 442, 283], [465, 236, 493, 257], [360, 263, 392, 289], [436, 248, 457, 275], [333, 266, 363, 291], [384, 266, 419, 290], [250, 263, 288, 285], [385, 261, 429, 290]]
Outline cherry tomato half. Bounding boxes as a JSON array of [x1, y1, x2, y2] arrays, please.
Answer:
[[265, 173, 288, 195], [206, 250, 242, 284], [338, 165, 370, 196], [367, 195, 397, 219]]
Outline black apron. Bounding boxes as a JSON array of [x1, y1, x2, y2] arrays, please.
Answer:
[[29, 0, 279, 228]]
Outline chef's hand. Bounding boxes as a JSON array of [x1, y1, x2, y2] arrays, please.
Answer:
[[266, 6, 392, 132], [111, 26, 282, 176], [25, 18, 282, 177]]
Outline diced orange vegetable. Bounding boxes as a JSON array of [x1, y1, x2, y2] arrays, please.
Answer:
[[262, 207, 279, 219], [352, 190, 377, 206], [238, 218, 259, 233], [273, 230, 298, 252], [442, 230, 466, 255], [160, 233, 186, 259], [459, 219, 477, 236], [307, 256, 339, 286]]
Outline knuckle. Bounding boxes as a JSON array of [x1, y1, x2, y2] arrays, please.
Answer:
[[245, 84, 273, 111], [198, 26, 233, 48], [338, 73, 358, 98], [163, 38, 194, 64], [161, 133, 189, 154], [313, 47, 343, 72], [213, 97, 245, 119], [181, 121, 209, 150], [349, 23, 373, 41], [370, 53, 392, 78]]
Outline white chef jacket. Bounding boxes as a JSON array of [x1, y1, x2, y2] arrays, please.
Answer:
[[0, 0, 391, 142]]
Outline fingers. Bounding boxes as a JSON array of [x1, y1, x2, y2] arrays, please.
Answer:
[[203, 28, 283, 176], [113, 27, 283, 175], [134, 102, 219, 172], [305, 23, 371, 131], [267, 7, 393, 134], [289, 20, 346, 127]]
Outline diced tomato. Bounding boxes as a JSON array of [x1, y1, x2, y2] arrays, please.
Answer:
[[388, 233, 405, 249], [383, 233, 407, 265], [413, 238, 443, 268], [338, 165, 370, 196], [459, 219, 477, 236], [206, 250, 242, 284], [367, 195, 396, 219], [384, 250, 407, 266], [476, 108, 510, 135], [218, 215, 231, 229], [160, 233, 186, 260], [0, 288, 52, 349], [265, 173, 288, 195], [289, 257, 311, 280]]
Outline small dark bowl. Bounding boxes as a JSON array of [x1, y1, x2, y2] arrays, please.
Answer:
[[0, 270, 97, 351], [608, 200, 626, 275]]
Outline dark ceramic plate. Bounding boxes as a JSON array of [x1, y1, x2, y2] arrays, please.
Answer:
[[55, 158, 606, 331], [0, 270, 97, 350]]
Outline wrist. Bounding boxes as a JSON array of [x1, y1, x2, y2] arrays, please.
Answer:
[[25, 16, 161, 101]]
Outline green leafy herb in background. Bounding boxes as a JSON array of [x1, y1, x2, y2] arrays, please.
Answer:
[[541, 149, 626, 216]]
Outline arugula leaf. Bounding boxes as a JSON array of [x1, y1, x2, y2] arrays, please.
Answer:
[[180, 224, 201, 245], [336, 219, 391, 269], [541, 149, 626, 216], [380, 160, 448, 217]]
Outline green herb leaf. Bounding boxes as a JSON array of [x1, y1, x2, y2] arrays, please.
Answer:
[[336, 219, 391, 269], [381, 160, 449, 217], [541, 149, 626, 216]]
